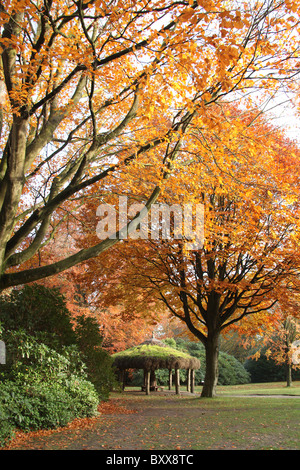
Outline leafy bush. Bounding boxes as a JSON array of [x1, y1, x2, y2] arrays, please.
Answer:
[[218, 351, 251, 385], [0, 329, 86, 384], [66, 375, 99, 417], [0, 329, 99, 447], [0, 284, 76, 348], [0, 285, 120, 447], [0, 400, 15, 447], [178, 339, 250, 385], [0, 378, 99, 446], [0, 284, 117, 395], [74, 315, 117, 400]]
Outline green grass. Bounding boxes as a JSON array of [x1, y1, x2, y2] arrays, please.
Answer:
[[216, 381, 300, 396], [123, 380, 300, 396], [108, 382, 300, 450]]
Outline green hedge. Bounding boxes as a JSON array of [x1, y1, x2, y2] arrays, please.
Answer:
[[0, 285, 117, 401], [0, 328, 99, 447], [0, 377, 99, 447]]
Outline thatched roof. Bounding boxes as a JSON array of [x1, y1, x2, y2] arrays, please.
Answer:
[[112, 339, 200, 371]]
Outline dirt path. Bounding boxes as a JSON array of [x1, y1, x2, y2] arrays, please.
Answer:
[[4, 395, 201, 451]]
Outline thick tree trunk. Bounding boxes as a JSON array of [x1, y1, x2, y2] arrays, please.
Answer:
[[201, 331, 220, 398]]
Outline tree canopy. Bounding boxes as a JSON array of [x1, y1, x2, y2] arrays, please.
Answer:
[[1, 0, 300, 290]]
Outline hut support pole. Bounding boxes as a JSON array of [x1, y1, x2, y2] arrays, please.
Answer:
[[168, 369, 172, 390], [175, 368, 180, 395], [145, 370, 151, 395], [120, 370, 126, 391], [191, 369, 195, 393], [187, 369, 191, 392]]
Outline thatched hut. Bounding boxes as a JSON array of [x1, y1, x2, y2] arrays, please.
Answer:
[[112, 338, 200, 395]]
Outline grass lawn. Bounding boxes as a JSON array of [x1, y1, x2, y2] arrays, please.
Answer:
[[4, 382, 300, 451], [215, 381, 300, 396]]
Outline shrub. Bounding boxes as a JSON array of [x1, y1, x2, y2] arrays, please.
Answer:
[[0, 284, 76, 348], [74, 315, 117, 400], [0, 377, 99, 447], [0, 330, 99, 447], [0, 397, 16, 447], [0, 284, 117, 398], [218, 351, 251, 385], [0, 329, 86, 384], [65, 375, 99, 417]]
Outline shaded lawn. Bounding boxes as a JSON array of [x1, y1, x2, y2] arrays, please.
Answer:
[[4, 383, 300, 451]]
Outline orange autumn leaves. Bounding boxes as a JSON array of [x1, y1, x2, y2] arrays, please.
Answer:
[[1, 0, 300, 353]]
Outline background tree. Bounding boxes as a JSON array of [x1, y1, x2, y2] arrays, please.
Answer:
[[245, 311, 300, 387], [1, 0, 300, 291]]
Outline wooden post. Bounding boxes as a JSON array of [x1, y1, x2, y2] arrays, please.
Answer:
[[175, 368, 180, 395], [120, 369, 126, 391], [187, 369, 191, 392], [145, 370, 151, 395], [191, 369, 195, 393], [150, 370, 157, 390], [168, 369, 172, 390]]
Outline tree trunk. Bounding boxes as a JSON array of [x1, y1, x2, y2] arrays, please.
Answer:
[[286, 363, 292, 387], [201, 331, 220, 398]]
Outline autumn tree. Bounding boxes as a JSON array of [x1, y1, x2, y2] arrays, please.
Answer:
[[240, 289, 300, 387], [76, 106, 300, 397], [263, 315, 300, 386], [1, 0, 300, 292]]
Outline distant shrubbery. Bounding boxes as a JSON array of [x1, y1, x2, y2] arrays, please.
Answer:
[[244, 346, 300, 383], [174, 338, 251, 386], [0, 284, 116, 447]]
